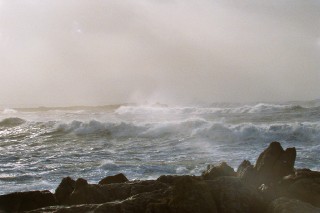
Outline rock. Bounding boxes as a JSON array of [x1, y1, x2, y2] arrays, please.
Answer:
[[157, 175, 201, 185], [98, 173, 128, 185], [55, 176, 76, 204], [206, 177, 266, 213], [286, 177, 320, 208], [202, 162, 236, 180], [66, 179, 169, 205], [274, 169, 320, 208], [0, 190, 57, 212], [237, 160, 252, 176], [168, 176, 218, 213], [237, 160, 258, 186], [267, 197, 320, 213], [254, 141, 296, 184]]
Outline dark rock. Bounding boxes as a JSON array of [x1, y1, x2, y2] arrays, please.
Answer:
[[237, 160, 258, 186], [168, 176, 218, 213], [66, 180, 169, 205], [98, 173, 128, 185], [274, 169, 320, 208], [202, 162, 236, 180], [206, 177, 266, 213], [286, 177, 320, 208], [157, 175, 201, 185], [0, 190, 57, 212], [267, 197, 320, 213], [254, 141, 296, 184], [55, 176, 76, 204], [237, 160, 252, 176], [283, 169, 320, 182]]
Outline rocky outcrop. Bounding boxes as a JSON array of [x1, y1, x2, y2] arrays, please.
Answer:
[[1, 141, 319, 213], [98, 173, 128, 185], [0, 190, 56, 212]]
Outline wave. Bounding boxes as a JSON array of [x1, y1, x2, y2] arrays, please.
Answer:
[[2, 109, 18, 114], [51, 119, 320, 143], [0, 117, 26, 127], [115, 103, 316, 115]]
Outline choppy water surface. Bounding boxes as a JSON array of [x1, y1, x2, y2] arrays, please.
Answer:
[[1, 100, 320, 194]]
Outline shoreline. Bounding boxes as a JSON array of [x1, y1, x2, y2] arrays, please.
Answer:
[[1, 141, 320, 213]]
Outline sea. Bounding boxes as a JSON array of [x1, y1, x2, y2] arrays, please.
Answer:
[[0, 100, 320, 195]]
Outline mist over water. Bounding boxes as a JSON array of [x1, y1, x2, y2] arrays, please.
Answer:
[[0, 0, 320, 106]]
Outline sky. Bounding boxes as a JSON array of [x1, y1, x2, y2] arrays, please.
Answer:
[[0, 0, 320, 107]]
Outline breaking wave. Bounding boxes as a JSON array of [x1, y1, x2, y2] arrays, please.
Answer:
[[52, 119, 320, 143], [115, 103, 317, 115], [0, 117, 26, 127]]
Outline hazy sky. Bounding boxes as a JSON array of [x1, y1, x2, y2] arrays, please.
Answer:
[[0, 0, 320, 106]]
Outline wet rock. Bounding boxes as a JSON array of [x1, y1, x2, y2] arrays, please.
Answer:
[[202, 162, 236, 180], [98, 173, 128, 185], [55, 176, 76, 204], [0, 190, 57, 212], [267, 197, 320, 213], [254, 141, 296, 184]]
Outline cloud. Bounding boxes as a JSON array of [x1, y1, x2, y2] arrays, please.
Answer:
[[0, 0, 319, 106]]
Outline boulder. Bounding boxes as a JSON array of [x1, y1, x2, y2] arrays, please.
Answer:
[[254, 142, 296, 184], [54, 176, 76, 204], [237, 160, 258, 186], [0, 190, 57, 212], [98, 173, 128, 185], [267, 197, 320, 213], [202, 162, 236, 180]]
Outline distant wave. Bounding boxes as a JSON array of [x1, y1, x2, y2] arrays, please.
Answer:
[[50, 119, 320, 143], [0, 117, 26, 127], [115, 103, 315, 115]]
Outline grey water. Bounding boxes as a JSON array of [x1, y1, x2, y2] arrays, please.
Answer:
[[1, 100, 320, 194]]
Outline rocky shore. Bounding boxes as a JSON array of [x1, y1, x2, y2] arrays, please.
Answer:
[[1, 141, 320, 213]]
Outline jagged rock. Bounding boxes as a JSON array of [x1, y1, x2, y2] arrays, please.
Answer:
[[99, 173, 128, 185], [206, 177, 266, 213], [202, 162, 236, 180], [55, 176, 76, 204], [237, 160, 258, 186], [237, 160, 252, 176], [267, 197, 320, 213], [0, 190, 57, 212], [254, 141, 296, 184]]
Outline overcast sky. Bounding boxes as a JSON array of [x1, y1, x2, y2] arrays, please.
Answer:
[[0, 0, 320, 107]]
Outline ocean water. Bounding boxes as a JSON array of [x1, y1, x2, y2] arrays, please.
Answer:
[[1, 100, 320, 194]]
